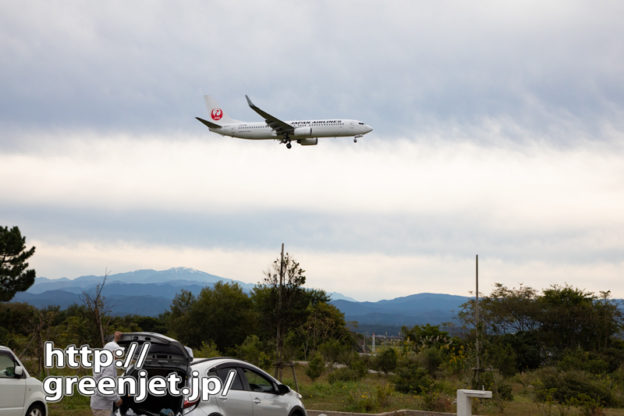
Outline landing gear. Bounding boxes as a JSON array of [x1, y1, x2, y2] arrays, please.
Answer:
[[354, 138, 358, 143], [281, 136, 293, 149]]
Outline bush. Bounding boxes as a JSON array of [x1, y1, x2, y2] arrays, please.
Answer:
[[347, 354, 369, 379], [305, 352, 325, 381], [485, 338, 518, 377], [558, 349, 609, 374], [472, 370, 513, 402], [374, 383, 393, 408], [421, 391, 452, 412], [375, 348, 397, 374], [326, 353, 369, 383], [534, 367, 615, 407], [393, 355, 433, 394], [567, 393, 605, 416], [418, 347, 442, 376], [346, 390, 376, 412], [345, 384, 393, 413]]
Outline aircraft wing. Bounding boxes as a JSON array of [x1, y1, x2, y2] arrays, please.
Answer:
[[245, 95, 294, 136]]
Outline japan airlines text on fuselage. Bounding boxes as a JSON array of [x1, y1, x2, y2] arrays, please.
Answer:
[[196, 95, 373, 148]]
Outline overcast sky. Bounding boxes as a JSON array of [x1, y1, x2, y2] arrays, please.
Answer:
[[1, 1, 623, 301]]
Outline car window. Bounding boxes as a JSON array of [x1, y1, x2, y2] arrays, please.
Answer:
[[0, 353, 16, 378], [215, 367, 244, 391], [241, 368, 276, 394]]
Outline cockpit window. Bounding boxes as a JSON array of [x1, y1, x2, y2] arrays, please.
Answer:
[[358, 122, 364, 125]]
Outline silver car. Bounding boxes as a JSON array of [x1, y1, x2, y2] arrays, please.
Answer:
[[0, 346, 48, 416], [184, 358, 306, 416]]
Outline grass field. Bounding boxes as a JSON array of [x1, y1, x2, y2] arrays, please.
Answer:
[[44, 364, 624, 415]]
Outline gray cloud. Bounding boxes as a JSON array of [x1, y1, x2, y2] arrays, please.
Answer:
[[2, 199, 621, 266], [1, 1, 623, 140], [2, 2, 624, 299]]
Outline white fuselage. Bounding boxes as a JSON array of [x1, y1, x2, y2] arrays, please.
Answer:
[[211, 119, 373, 140]]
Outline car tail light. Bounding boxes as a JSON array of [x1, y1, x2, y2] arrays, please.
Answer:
[[183, 397, 199, 409]]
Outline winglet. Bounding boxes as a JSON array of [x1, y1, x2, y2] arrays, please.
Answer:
[[195, 117, 221, 129], [245, 94, 254, 107]]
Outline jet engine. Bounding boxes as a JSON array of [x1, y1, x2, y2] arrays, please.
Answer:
[[293, 127, 312, 138], [297, 138, 318, 146]]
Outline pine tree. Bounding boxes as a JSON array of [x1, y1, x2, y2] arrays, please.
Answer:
[[0, 226, 36, 301]]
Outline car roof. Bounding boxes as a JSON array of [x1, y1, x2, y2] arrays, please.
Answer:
[[192, 357, 242, 366], [191, 357, 271, 374]]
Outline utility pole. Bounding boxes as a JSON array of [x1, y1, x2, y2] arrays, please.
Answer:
[[275, 243, 285, 378], [475, 254, 480, 387]]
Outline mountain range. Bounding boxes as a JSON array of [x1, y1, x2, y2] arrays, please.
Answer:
[[13, 267, 470, 334]]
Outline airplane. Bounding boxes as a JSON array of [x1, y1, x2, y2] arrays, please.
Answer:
[[196, 95, 373, 148]]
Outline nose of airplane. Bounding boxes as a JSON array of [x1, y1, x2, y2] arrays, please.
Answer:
[[365, 124, 373, 134]]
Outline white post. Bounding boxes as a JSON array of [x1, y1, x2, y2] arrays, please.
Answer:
[[457, 389, 492, 416], [372, 333, 376, 354]]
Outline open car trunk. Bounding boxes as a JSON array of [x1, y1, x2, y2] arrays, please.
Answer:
[[121, 366, 186, 416], [116, 332, 192, 416]]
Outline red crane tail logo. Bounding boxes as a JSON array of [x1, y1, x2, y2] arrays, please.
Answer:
[[211, 108, 223, 121]]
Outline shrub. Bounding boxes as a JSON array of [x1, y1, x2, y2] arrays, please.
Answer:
[[485, 339, 518, 377], [534, 367, 614, 407], [567, 393, 605, 416], [558, 349, 609, 374], [347, 354, 369, 378], [346, 390, 377, 412], [421, 391, 452, 412], [418, 346, 442, 376], [375, 348, 397, 374], [472, 370, 513, 402], [375, 384, 393, 408], [393, 355, 433, 394], [305, 352, 325, 381], [345, 384, 394, 413]]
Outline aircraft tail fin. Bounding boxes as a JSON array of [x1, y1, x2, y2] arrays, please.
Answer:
[[195, 117, 221, 129], [202, 95, 240, 125]]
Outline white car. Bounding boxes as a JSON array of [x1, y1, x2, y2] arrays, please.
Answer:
[[184, 358, 307, 416], [0, 346, 47, 416]]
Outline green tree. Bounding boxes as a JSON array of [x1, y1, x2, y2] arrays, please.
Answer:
[[401, 324, 450, 351], [459, 283, 624, 374], [163, 289, 196, 344], [538, 285, 622, 353], [236, 335, 272, 369], [0, 301, 37, 347], [252, 251, 329, 362], [194, 340, 220, 359], [185, 282, 256, 352], [298, 301, 352, 359], [0, 226, 36, 301]]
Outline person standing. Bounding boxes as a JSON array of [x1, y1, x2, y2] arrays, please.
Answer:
[[90, 331, 123, 416]]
